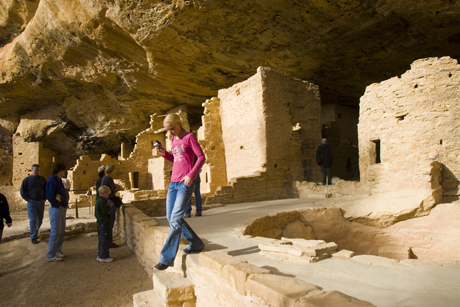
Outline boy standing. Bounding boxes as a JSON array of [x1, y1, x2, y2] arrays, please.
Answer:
[[96, 185, 114, 263]]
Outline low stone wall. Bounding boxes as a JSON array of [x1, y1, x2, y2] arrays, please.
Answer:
[[116, 204, 375, 306], [115, 204, 165, 276], [206, 171, 294, 205]]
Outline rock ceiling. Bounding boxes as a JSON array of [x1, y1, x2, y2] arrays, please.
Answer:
[[1, 0, 460, 158]]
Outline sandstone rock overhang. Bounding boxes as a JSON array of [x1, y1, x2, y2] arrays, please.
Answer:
[[1, 0, 460, 157]]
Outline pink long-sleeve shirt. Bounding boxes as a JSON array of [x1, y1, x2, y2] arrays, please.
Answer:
[[162, 132, 205, 182]]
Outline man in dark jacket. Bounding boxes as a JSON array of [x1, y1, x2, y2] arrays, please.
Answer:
[[316, 138, 334, 185], [0, 193, 12, 244], [20, 164, 46, 244]]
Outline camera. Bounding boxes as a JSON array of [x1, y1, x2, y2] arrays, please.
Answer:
[[153, 140, 161, 148]]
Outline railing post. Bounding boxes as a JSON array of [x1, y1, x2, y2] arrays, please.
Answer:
[[75, 198, 79, 219]]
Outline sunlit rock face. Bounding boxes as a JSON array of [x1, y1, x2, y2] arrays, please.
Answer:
[[1, 0, 460, 158]]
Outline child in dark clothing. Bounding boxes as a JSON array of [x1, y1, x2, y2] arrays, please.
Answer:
[[0, 193, 12, 244], [95, 185, 114, 262]]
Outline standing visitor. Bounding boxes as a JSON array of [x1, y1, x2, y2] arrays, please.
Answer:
[[20, 164, 47, 244], [316, 138, 334, 185], [95, 185, 114, 263], [0, 192, 12, 244], [101, 164, 119, 248], [46, 163, 68, 262], [153, 113, 206, 271]]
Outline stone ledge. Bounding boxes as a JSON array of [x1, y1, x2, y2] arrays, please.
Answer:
[[198, 250, 247, 274], [222, 262, 272, 295]]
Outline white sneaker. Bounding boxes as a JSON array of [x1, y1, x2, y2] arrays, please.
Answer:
[[96, 256, 101, 261], [47, 256, 63, 262], [98, 257, 114, 263], [56, 251, 64, 258]]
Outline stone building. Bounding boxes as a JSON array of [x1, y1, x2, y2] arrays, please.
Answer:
[[12, 134, 56, 186], [358, 56, 460, 203], [201, 67, 322, 204]]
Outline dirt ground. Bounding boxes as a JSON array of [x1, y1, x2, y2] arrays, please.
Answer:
[[0, 234, 152, 307]]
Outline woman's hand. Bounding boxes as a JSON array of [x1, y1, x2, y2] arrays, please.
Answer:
[[156, 146, 166, 154], [181, 175, 193, 187]]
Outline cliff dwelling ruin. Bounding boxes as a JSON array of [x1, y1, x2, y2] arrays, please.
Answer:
[[1, 1, 460, 307]]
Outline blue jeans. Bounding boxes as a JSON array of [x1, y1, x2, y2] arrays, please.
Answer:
[[185, 176, 202, 215], [47, 207, 67, 258], [27, 200, 45, 239], [97, 222, 111, 258], [159, 182, 205, 266]]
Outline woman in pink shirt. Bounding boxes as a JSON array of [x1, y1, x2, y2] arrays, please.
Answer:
[[154, 113, 206, 270]]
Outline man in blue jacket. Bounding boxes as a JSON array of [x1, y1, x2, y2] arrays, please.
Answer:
[[316, 138, 334, 185], [46, 163, 68, 262]]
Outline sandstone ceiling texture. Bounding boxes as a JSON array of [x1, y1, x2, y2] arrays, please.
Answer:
[[1, 0, 460, 159]]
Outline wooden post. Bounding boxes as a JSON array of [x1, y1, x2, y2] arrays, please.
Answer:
[[75, 198, 79, 219]]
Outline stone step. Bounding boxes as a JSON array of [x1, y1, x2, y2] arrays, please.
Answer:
[[153, 271, 196, 306]]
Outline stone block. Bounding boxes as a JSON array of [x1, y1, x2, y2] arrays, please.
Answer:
[[246, 274, 319, 307], [222, 262, 272, 295], [153, 271, 195, 304], [295, 290, 376, 307], [332, 250, 355, 258], [199, 251, 247, 274], [258, 242, 304, 257]]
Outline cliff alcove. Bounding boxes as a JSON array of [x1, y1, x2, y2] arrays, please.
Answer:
[[1, 0, 460, 162]]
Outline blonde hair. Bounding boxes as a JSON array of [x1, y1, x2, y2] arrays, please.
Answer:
[[105, 164, 115, 174], [98, 185, 111, 195], [163, 113, 181, 126]]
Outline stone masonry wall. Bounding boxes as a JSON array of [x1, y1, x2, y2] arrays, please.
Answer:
[[218, 70, 267, 181], [197, 97, 227, 195], [358, 57, 460, 200], [12, 135, 56, 186], [218, 66, 321, 185], [260, 67, 322, 182]]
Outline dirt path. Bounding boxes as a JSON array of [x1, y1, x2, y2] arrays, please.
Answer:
[[0, 234, 152, 307]]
